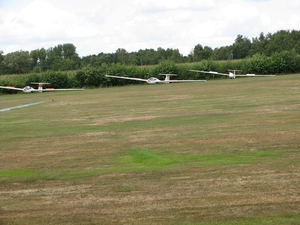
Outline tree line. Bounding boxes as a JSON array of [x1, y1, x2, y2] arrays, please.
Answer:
[[1, 49, 300, 94], [1, 29, 300, 75]]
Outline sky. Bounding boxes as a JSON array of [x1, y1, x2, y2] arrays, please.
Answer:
[[1, 0, 300, 57]]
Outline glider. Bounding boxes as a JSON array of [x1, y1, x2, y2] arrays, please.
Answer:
[[105, 74, 207, 84], [0, 82, 84, 93], [190, 70, 275, 79]]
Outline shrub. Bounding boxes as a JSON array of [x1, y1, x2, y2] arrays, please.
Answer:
[[40, 71, 70, 88], [270, 50, 300, 74]]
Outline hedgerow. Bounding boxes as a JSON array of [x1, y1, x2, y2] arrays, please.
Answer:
[[1, 51, 299, 94]]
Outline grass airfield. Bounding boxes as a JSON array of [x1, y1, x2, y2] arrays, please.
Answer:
[[0, 74, 300, 224]]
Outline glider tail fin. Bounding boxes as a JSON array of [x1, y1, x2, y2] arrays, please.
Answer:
[[159, 74, 177, 81], [31, 82, 50, 90]]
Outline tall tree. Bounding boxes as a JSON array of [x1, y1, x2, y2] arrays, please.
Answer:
[[169, 49, 181, 63], [191, 44, 213, 61], [116, 48, 128, 64], [62, 43, 78, 59], [265, 30, 300, 55], [212, 46, 232, 60], [249, 32, 268, 56], [0, 50, 5, 74], [232, 34, 251, 59], [192, 44, 203, 61], [4, 50, 31, 74]]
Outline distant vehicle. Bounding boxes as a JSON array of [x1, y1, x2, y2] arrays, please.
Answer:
[[0, 82, 84, 93], [105, 74, 207, 84], [190, 70, 275, 79]]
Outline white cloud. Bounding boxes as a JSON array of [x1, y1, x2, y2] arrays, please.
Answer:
[[1, 0, 300, 56], [137, 0, 216, 11]]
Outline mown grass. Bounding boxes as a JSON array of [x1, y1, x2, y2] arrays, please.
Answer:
[[0, 74, 299, 224], [0, 149, 284, 183], [186, 213, 300, 225]]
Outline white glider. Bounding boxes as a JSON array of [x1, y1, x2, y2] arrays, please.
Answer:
[[190, 70, 275, 79], [105, 74, 206, 84], [0, 82, 84, 93]]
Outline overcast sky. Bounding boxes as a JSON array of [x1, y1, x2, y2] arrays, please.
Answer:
[[1, 0, 300, 57]]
